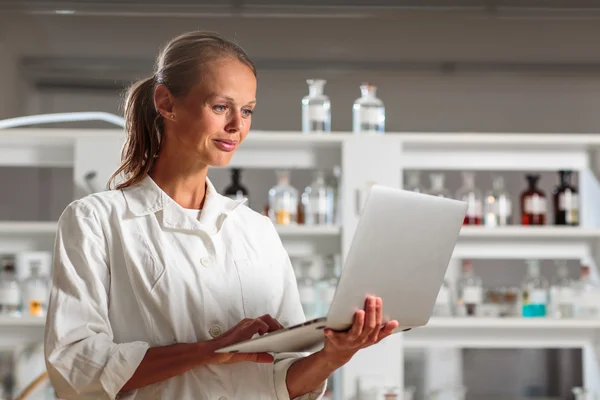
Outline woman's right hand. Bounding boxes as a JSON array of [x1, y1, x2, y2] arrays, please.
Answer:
[[203, 314, 283, 364]]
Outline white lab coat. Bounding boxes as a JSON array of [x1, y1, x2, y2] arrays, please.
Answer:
[[44, 175, 327, 400]]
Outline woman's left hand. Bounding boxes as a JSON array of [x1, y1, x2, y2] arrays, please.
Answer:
[[322, 296, 399, 365]]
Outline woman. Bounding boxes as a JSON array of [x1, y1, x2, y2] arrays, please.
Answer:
[[44, 31, 398, 400]]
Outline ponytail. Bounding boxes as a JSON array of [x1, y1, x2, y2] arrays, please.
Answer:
[[108, 76, 161, 190]]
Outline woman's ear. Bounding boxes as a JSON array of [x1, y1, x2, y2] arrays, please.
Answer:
[[154, 84, 175, 120]]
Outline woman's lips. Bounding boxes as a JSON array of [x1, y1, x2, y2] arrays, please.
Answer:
[[213, 139, 238, 152]]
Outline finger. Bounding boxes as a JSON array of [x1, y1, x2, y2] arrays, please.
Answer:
[[249, 319, 270, 336], [360, 297, 378, 341], [233, 352, 274, 364], [376, 320, 399, 342], [375, 297, 383, 328], [258, 314, 284, 332], [347, 310, 365, 340]]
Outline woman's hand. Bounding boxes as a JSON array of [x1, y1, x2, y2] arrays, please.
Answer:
[[321, 296, 399, 365], [203, 314, 283, 365]]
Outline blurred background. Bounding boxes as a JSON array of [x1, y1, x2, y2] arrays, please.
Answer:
[[2, 1, 600, 400]]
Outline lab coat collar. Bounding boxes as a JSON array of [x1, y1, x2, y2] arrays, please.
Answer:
[[122, 175, 247, 233]]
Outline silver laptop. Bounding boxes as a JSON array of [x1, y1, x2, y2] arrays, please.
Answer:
[[216, 184, 467, 354]]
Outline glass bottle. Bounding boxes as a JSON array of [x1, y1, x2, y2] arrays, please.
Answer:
[[549, 260, 575, 319], [0, 255, 21, 317], [426, 173, 451, 198], [553, 170, 579, 226], [404, 171, 422, 193], [520, 174, 546, 226], [483, 175, 512, 227], [432, 279, 453, 317], [574, 264, 600, 319], [521, 260, 549, 318], [23, 261, 49, 318], [302, 79, 331, 133], [352, 83, 385, 134], [456, 172, 483, 225], [301, 171, 335, 225], [572, 387, 595, 400], [268, 170, 298, 225], [457, 260, 483, 317], [318, 255, 340, 316], [223, 168, 250, 207], [296, 260, 318, 320]]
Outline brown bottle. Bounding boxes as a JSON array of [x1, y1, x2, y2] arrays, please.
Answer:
[[520, 174, 546, 226], [553, 170, 579, 226]]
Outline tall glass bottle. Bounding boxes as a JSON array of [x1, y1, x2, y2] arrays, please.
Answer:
[[302, 79, 331, 133], [553, 170, 579, 226], [404, 171, 422, 193], [433, 279, 453, 317], [301, 171, 335, 225], [520, 174, 546, 225], [549, 260, 575, 319], [318, 255, 340, 316], [0, 255, 21, 317], [352, 83, 385, 134], [456, 172, 483, 225], [574, 264, 600, 318], [23, 261, 49, 318], [268, 170, 298, 225], [296, 260, 318, 320], [521, 260, 549, 318], [223, 168, 250, 207], [457, 260, 483, 317], [426, 173, 451, 198], [483, 175, 512, 227]]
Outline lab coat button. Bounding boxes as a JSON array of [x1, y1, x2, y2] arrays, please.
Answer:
[[200, 257, 212, 268], [209, 325, 222, 338]]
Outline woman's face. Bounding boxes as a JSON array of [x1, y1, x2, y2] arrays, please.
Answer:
[[158, 57, 257, 167]]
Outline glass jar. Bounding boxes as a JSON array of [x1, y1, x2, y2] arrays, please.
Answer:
[[302, 79, 331, 133]]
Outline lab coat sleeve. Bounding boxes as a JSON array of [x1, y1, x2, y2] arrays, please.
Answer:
[[262, 216, 328, 400], [44, 200, 149, 400]]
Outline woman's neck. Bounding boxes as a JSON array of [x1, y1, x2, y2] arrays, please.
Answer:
[[149, 150, 209, 210]]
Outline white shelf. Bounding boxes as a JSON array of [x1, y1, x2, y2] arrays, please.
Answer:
[[404, 317, 600, 349], [0, 316, 45, 327], [454, 226, 600, 260], [0, 316, 46, 349], [0, 221, 58, 235]]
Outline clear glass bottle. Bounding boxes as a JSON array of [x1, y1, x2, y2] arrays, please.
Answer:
[[426, 173, 451, 198], [268, 170, 298, 225], [301, 171, 335, 225], [483, 175, 512, 227], [302, 79, 331, 133], [456, 172, 483, 225], [296, 260, 318, 320], [23, 261, 49, 318], [521, 260, 549, 318], [553, 170, 579, 226], [432, 279, 453, 317], [352, 83, 385, 134], [520, 174, 546, 226], [223, 168, 250, 207], [0, 255, 21, 317], [404, 171, 422, 193], [572, 387, 595, 400], [575, 264, 600, 319], [550, 260, 575, 319], [318, 255, 340, 316], [457, 260, 483, 317]]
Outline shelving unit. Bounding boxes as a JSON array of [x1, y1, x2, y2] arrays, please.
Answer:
[[2, 128, 600, 398]]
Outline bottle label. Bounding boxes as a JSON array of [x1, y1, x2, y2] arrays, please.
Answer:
[[555, 287, 574, 304], [529, 289, 548, 305], [498, 196, 512, 218], [525, 195, 546, 214], [0, 288, 20, 306], [462, 286, 482, 303], [466, 201, 483, 218], [579, 291, 600, 308], [309, 105, 327, 123], [435, 286, 450, 305]]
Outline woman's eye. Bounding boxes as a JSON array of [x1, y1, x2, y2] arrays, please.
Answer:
[[213, 105, 227, 112], [242, 109, 254, 117]]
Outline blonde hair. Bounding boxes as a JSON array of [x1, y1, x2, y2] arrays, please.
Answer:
[[108, 31, 256, 190]]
